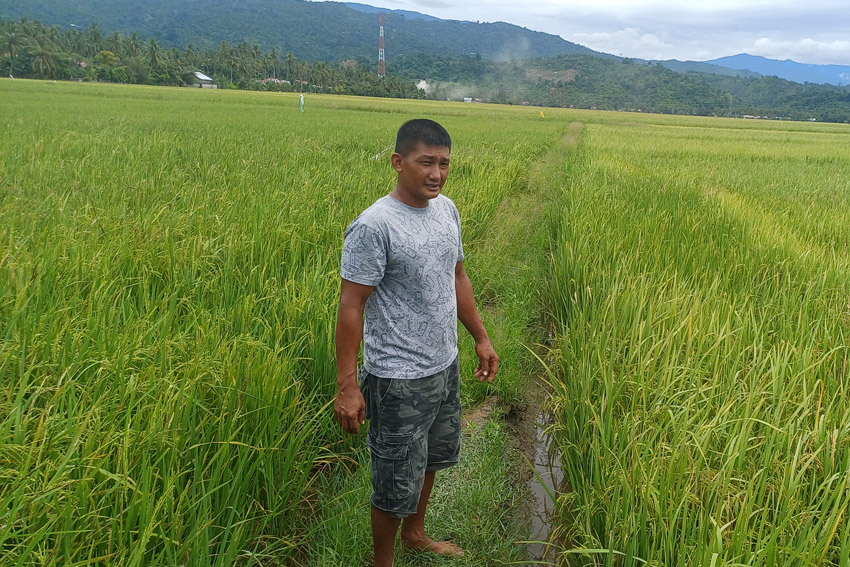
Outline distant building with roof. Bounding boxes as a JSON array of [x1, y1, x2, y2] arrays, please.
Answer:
[[192, 72, 217, 89]]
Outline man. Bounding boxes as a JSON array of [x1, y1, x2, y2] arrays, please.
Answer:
[[334, 118, 498, 567]]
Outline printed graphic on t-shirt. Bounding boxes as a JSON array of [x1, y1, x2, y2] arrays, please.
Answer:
[[341, 195, 464, 379]]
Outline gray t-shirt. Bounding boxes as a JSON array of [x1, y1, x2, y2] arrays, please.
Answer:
[[341, 194, 465, 379]]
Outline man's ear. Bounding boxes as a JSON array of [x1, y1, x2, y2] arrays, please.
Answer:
[[391, 152, 403, 173]]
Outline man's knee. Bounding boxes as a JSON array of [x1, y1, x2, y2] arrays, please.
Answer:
[[369, 432, 427, 517]]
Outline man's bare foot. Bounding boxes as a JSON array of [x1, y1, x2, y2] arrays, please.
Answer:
[[402, 537, 465, 557]]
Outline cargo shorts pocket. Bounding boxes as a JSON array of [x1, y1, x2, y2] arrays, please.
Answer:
[[367, 433, 413, 501], [375, 376, 399, 403], [359, 367, 370, 420]]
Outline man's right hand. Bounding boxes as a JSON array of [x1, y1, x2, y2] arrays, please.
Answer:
[[335, 278, 374, 435], [334, 383, 366, 434]]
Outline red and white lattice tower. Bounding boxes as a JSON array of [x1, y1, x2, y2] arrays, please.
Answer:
[[378, 14, 386, 77]]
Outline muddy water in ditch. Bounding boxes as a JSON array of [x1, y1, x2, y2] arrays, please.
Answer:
[[527, 410, 565, 563]]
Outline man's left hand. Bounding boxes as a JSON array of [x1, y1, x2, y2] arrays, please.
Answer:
[[473, 340, 498, 383]]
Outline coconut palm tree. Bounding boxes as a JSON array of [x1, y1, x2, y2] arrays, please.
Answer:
[[170, 47, 182, 70], [147, 38, 161, 70], [296, 60, 307, 92], [17, 18, 37, 38], [106, 31, 123, 56], [285, 51, 296, 83], [313, 61, 332, 92], [249, 43, 263, 78], [66, 29, 87, 59], [1, 23, 24, 77], [185, 43, 197, 69], [268, 47, 279, 79], [29, 37, 58, 77], [46, 25, 61, 47], [86, 22, 102, 57], [235, 42, 253, 81], [126, 32, 142, 58], [218, 41, 236, 82]]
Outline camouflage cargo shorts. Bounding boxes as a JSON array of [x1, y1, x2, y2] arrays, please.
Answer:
[[359, 357, 461, 518]]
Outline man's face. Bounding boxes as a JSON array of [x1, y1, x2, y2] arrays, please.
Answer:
[[392, 142, 451, 207]]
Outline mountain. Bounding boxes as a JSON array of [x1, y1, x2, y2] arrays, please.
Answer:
[[707, 54, 850, 86], [390, 53, 850, 122], [642, 55, 850, 87], [651, 59, 760, 79], [344, 3, 442, 22], [0, 0, 598, 62]]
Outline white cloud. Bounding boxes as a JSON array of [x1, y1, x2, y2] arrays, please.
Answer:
[[751, 37, 850, 65], [570, 28, 673, 60], [318, 0, 850, 64]]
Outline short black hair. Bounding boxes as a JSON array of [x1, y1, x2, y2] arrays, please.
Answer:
[[395, 119, 451, 156]]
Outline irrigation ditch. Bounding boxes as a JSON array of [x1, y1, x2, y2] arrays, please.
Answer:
[[466, 123, 583, 565]]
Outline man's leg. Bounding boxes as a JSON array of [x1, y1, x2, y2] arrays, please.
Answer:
[[399, 358, 464, 556], [371, 506, 401, 567], [367, 364, 463, 562], [400, 470, 464, 556], [399, 470, 434, 544]]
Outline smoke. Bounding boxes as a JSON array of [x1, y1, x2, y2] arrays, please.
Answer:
[[427, 81, 478, 101], [493, 35, 531, 63]]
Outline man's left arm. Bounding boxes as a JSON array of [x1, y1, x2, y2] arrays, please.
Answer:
[[455, 261, 498, 382]]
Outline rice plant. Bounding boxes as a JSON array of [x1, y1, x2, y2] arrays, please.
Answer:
[[0, 79, 564, 565], [546, 117, 850, 566]]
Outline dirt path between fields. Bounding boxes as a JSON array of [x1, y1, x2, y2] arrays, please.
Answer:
[[463, 123, 583, 565]]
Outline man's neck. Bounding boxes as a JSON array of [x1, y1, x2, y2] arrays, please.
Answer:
[[390, 186, 430, 208]]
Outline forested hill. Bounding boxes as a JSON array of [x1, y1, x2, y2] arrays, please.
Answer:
[[0, 0, 598, 61], [393, 54, 850, 122]]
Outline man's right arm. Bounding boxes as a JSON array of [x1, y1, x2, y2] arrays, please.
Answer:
[[334, 278, 375, 434]]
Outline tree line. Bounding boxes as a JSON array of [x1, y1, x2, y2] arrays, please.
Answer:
[[0, 18, 424, 99], [4, 17, 850, 122]]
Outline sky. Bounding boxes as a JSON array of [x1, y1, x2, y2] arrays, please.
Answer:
[[330, 0, 850, 65]]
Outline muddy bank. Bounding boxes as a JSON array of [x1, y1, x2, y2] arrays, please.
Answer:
[[498, 368, 566, 565]]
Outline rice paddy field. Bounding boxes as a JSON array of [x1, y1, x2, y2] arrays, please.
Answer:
[[2, 78, 850, 566], [548, 118, 850, 565]]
